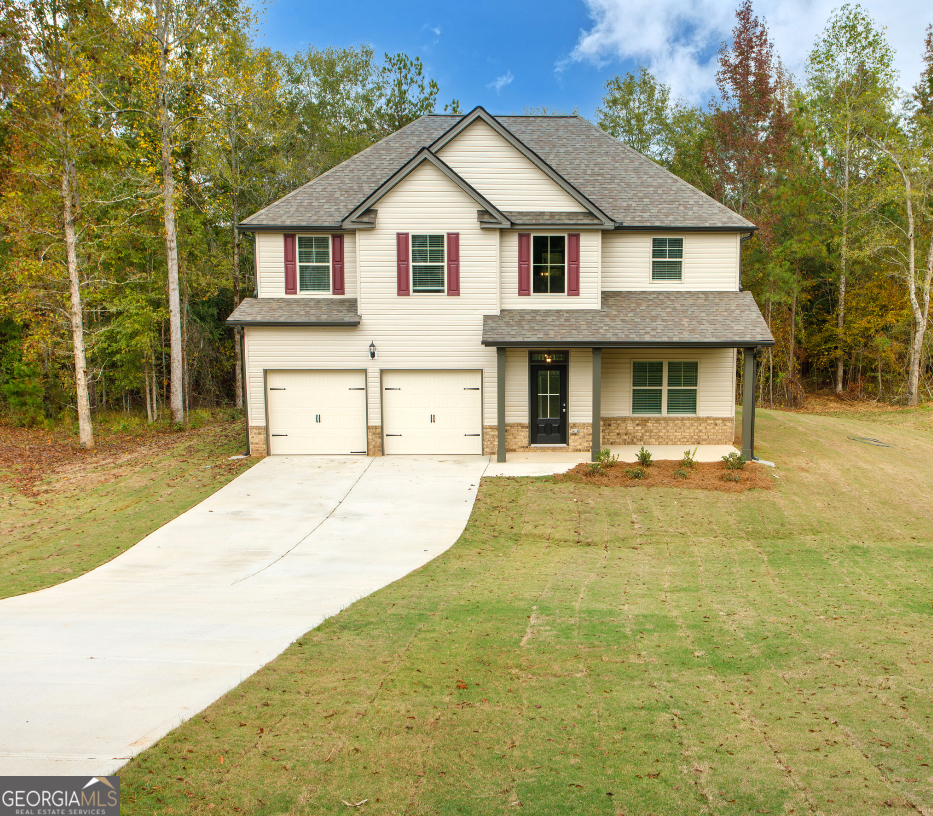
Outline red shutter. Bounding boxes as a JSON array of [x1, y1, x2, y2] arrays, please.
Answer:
[[567, 233, 580, 296], [396, 233, 410, 296], [518, 233, 531, 296], [446, 232, 460, 296], [284, 234, 297, 295], [331, 234, 345, 295]]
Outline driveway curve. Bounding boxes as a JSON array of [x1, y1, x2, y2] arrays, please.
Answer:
[[0, 455, 488, 776]]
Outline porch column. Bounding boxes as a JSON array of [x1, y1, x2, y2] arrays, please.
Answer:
[[497, 346, 506, 463], [591, 347, 602, 461], [741, 347, 756, 461]]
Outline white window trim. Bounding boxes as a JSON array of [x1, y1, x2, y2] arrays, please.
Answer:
[[410, 232, 447, 295], [650, 235, 684, 285], [631, 359, 699, 416], [296, 234, 332, 296], [531, 232, 568, 296]]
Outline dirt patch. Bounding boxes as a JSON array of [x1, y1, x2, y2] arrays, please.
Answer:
[[772, 393, 909, 415], [556, 458, 775, 492]]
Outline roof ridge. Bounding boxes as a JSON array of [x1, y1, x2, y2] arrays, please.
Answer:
[[574, 117, 755, 229]]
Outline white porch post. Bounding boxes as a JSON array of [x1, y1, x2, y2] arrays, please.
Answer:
[[591, 347, 602, 461]]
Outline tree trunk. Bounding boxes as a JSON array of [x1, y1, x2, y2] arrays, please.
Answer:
[[232, 196, 243, 409], [151, 346, 159, 420], [157, 24, 184, 424], [62, 162, 94, 448], [837, 128, 850, 396], [144, 362, 153, 422]]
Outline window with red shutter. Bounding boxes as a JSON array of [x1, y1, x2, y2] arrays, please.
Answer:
[[396, 233, 410, 296], [567, 233, 580, 296], [284, 234, 297, 295], [518, 233, 531, 296], [331, 234, 345, 295], [446, 232, 459, 296]]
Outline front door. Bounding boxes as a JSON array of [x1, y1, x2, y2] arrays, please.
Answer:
[[531, 359, 567, 445]]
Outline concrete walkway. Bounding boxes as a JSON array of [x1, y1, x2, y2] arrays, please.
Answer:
[[0, 455, 487, 776]]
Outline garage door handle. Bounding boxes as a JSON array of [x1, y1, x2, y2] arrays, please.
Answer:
[[463, 387, 480, 390], [271, 433, 288, 437], [386, 434, 402, 437], [269, 387, 286, 391], [464, 434, 481, 437], [349, 387, 365, 390], [384, 387, 401, 390]]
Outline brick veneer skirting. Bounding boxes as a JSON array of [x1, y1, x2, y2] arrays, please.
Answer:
[[483, 416, 734, 455], [600, 416, 734, 446], [367, 425, 383, 456], [248, 425, 267, 458]]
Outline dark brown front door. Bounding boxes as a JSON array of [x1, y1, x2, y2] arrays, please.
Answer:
[[530, 360, 567, 445]]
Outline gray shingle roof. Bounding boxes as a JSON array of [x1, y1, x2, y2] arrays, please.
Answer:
[[481, 291, 774, 347], [226, 298, 360, 327], [240, 112, 753, 230]]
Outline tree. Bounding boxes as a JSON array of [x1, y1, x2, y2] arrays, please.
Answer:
[[597, 68, 673, 161], [374, 53, 456, 135], [807, 3, 896, 394]]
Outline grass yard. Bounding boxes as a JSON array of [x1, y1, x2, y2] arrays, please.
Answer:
[[99, 408, 933, 812], [0, 420, 254, 600]]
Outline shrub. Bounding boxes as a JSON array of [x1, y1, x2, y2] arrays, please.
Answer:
[[681, 446, 698, 469], [587, 461, 604, 475], [673, 467, 689, 479], [724, 472, 741, 482], [722, 451, 746, 470], [595, 447, 618, 467], [626, 466, 646, 480], [1, 363, 44, 426], [189, 408, 213, 429], [636, 446, 653, 467]]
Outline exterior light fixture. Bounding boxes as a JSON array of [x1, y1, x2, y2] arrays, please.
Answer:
[[369, 341, 377, 360]]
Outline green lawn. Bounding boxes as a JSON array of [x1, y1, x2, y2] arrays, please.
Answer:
[[0, 422, 254, 600], [113, 409, 933, 813]]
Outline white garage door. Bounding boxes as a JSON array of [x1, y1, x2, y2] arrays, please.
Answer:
[[266, 370, 367, 455], [382, 370, 483, 455]]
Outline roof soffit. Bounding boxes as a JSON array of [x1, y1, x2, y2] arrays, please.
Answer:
[[429, 107, 615, 227]]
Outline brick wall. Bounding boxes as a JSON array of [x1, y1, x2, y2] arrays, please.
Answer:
[[368, 425, 383, 456], [248, 425, 267, 458], [600, 416, 734, 445]]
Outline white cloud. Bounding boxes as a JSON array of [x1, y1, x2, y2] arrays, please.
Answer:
[[488, 70, 515, 93], [568, 0, 931, 104]]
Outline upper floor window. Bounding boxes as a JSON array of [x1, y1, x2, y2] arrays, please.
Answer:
[[298, 236, 330, 292], [412, 234, 445, 293], [652, 237, 683, 282], [533, 235, 565, 294]]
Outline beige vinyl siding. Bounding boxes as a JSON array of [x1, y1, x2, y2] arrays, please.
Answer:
[[500, 230, 601, 309], [600, 348, 735, 417], [568, 349, 593, 423], [505, 349, 528, 424], [246, 160, 500, 427], [437, 119, 581, 212], [600, 231, 740, 291], [255, 232, 358, 298]]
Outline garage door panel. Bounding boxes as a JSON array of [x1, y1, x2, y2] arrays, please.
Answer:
[[266, 370, 367, 455], [382, 370, 482, 455]]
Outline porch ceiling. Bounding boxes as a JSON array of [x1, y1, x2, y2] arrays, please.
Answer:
[[482, 290, 775, 348]]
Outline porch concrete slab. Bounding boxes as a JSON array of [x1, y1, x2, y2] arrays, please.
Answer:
[[0, 454, 487, 777]]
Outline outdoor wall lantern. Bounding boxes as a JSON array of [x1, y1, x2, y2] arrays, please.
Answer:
[[369, 341, 377, 360]]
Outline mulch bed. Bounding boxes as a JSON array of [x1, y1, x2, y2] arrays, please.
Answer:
[[556, 458, 775, 492]]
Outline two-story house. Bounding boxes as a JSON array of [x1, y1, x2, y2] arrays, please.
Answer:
[[227, 107, 774, 462]]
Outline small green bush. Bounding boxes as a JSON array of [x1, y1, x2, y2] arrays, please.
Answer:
[[1, 363, 44, 426], [626, 466, 646, 480], [595, 447, 618, 467], [189, 409, 213, 429], [725, 472, 741, 482], [587, 461, 604, 475], [722, 451, 746, 470], [673, 467, 689, 479], [636, 446, 653, 467], [681, 446, 698, 469]]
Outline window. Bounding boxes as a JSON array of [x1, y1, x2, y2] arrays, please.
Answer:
[[667, 361, 698, 413], [411, 234, 445, 293], [632, 360, 698, 415], [632, 361, 663, 414], [532, 235, 565, 293], [298, 235, 330, 292], [652, 237, 683, 282]]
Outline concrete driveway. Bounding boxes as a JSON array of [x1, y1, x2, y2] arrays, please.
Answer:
[[0, 455, 488, 776]]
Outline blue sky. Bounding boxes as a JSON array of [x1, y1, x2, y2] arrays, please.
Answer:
[[254, 0, 930, 119]]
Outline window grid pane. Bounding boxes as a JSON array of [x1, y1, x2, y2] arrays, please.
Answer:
[[532, 235, 566, 294], [633, 361, 663, 388], [298, 236, 330, 265], [299, 265, 330, 292], [668, 361, 698, 388], [412, 265, 444, 292], [632, 389, 662, 414], [652, 260, 682, 281], [667, 389, 697, 414], [652, 237, 683, 259]]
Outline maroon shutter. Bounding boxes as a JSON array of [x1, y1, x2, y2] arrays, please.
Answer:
[[284, 234, 297, 295], [446, 232, 460, 296], [518, 233, 531, 296], [396, 232, 410, 296], [331, 234, 345, 295], [567, 233, 580, 296]]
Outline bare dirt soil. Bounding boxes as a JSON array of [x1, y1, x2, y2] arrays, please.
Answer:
[[557, 457, 775, 492]]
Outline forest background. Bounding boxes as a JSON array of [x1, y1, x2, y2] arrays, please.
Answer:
[[0, 0, 930, 447]]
